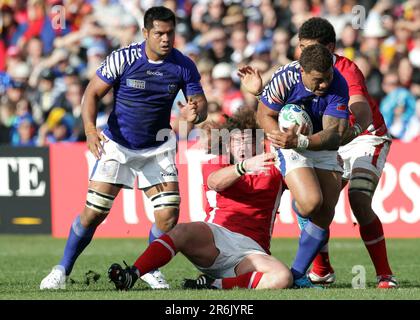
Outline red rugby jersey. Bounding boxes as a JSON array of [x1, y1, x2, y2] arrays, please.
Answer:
[[201, 156, 283, 253], [334, 54, 387, 136]]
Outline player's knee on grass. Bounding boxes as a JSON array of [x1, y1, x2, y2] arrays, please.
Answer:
[[259, 270, 293, 289], [166, 223, 189, 249]]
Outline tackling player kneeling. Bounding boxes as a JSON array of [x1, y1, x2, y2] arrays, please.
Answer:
[[108, 109, 293, 291]]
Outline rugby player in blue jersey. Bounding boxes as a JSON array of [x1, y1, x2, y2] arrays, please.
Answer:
[[239, 44, 349, 288], [40, 6, 207, 290]]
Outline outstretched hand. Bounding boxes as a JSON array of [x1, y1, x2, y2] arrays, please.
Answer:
[[237, 66, 263, 96], [243, 152, 276, 174]]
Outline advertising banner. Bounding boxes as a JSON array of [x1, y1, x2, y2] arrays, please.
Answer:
[[50, 140, 420, 238], [0, 147, 51, 234]]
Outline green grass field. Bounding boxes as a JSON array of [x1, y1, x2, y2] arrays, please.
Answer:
[[1, 235, 419, 300]]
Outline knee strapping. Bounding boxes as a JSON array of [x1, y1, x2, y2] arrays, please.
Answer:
[[86, 189, 115, 214], [150, 191, 180, 210], [348, 173, 376, 198]]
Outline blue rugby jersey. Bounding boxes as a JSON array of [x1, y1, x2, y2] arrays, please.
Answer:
[[260, 60, 349, 134], [96, 41, 204, 149]]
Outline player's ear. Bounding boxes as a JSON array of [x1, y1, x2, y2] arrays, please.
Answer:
[[142, 28, 148, 40]]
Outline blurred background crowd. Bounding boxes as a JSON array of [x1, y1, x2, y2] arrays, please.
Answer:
[[1, 0, 420, 147]]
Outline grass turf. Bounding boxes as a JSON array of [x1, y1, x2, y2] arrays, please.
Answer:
[[0, 235, 419, 300]]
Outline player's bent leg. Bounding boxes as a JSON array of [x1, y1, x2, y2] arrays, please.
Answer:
[[348, 168, 396, 287], [108, 222, 217, 291], [348, 168, 379, 226], [311, 168, 342, 229], [285, 167, 323, 218], [289, 168, 340, 287], [235, 254, 293, 289], [144, 182, 180, 232], [171, 222, 220, 268], [40, 181, 121, 290], [303, 168, 341, 285], [141, 182, 180, 289]]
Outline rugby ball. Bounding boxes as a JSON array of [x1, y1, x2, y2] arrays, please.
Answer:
[[278, 104, 313, 135]]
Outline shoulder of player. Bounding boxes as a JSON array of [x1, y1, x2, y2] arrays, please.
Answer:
[[334, 54, 360, 76], [324, 68, 349, 98], [272, 60, 301, 77], [106, 42, 143, 70], [168, 47, 196, 67]]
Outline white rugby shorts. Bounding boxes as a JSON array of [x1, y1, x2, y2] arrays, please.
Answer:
[[193, 223, 268, 279], [89, 132, 178, 189], [272, 145, 343, 176], [338, 133, 391, 180]]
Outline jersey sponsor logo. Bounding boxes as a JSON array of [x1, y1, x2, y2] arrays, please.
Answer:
[[146, 70, 163, 76], [127, 79, 146, 89], [336, 105, 347, 111], [168, 83, 178, 94]]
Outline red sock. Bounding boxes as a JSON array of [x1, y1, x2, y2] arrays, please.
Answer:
[[133, 234, 177, 276], [359, 216, 392, 276], [221, 272, 263, 289], [311, 229, 334, 276]]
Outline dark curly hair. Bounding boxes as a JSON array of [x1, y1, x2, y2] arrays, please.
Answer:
[[299, 44, 333, 73], [224, 107, 259, 132], [298, 17, 336, 46], [144, 6, 176, 30], [200, 108, 263, 157]]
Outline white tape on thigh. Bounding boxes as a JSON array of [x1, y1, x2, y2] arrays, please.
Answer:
[[348, 173, 376, 197], [86, 189, 115, 214], [150, 191, 181, 210]]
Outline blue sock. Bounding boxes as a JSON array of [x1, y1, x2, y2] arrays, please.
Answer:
[[291, 221, 327, 280], [148, 223, 165, 244], [59, 216, 95, 276], [292, 199, 310, 230]]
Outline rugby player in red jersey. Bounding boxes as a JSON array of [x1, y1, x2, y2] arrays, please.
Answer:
[[108, 109, 293, 290]]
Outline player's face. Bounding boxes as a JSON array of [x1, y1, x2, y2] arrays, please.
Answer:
[[301, 67, 334, 96], [143, 20, 175, 60], [230, 132, 255, 163]]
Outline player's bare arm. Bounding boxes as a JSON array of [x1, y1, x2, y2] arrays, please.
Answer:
[[81, 75, 113, 160], [266, 112, 348, 150], [207, 153, 276, 192], [309, 115, 348, 150], [340, 94, 373, 145], [257, 101, 281, 134]]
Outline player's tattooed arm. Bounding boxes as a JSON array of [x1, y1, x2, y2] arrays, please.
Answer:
[[340, 95, 373, 145], [257, 102, 281, 133], [308, 115, 349, 151]]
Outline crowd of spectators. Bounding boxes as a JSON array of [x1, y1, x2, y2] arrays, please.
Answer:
[[1, 0, 420, 147]]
